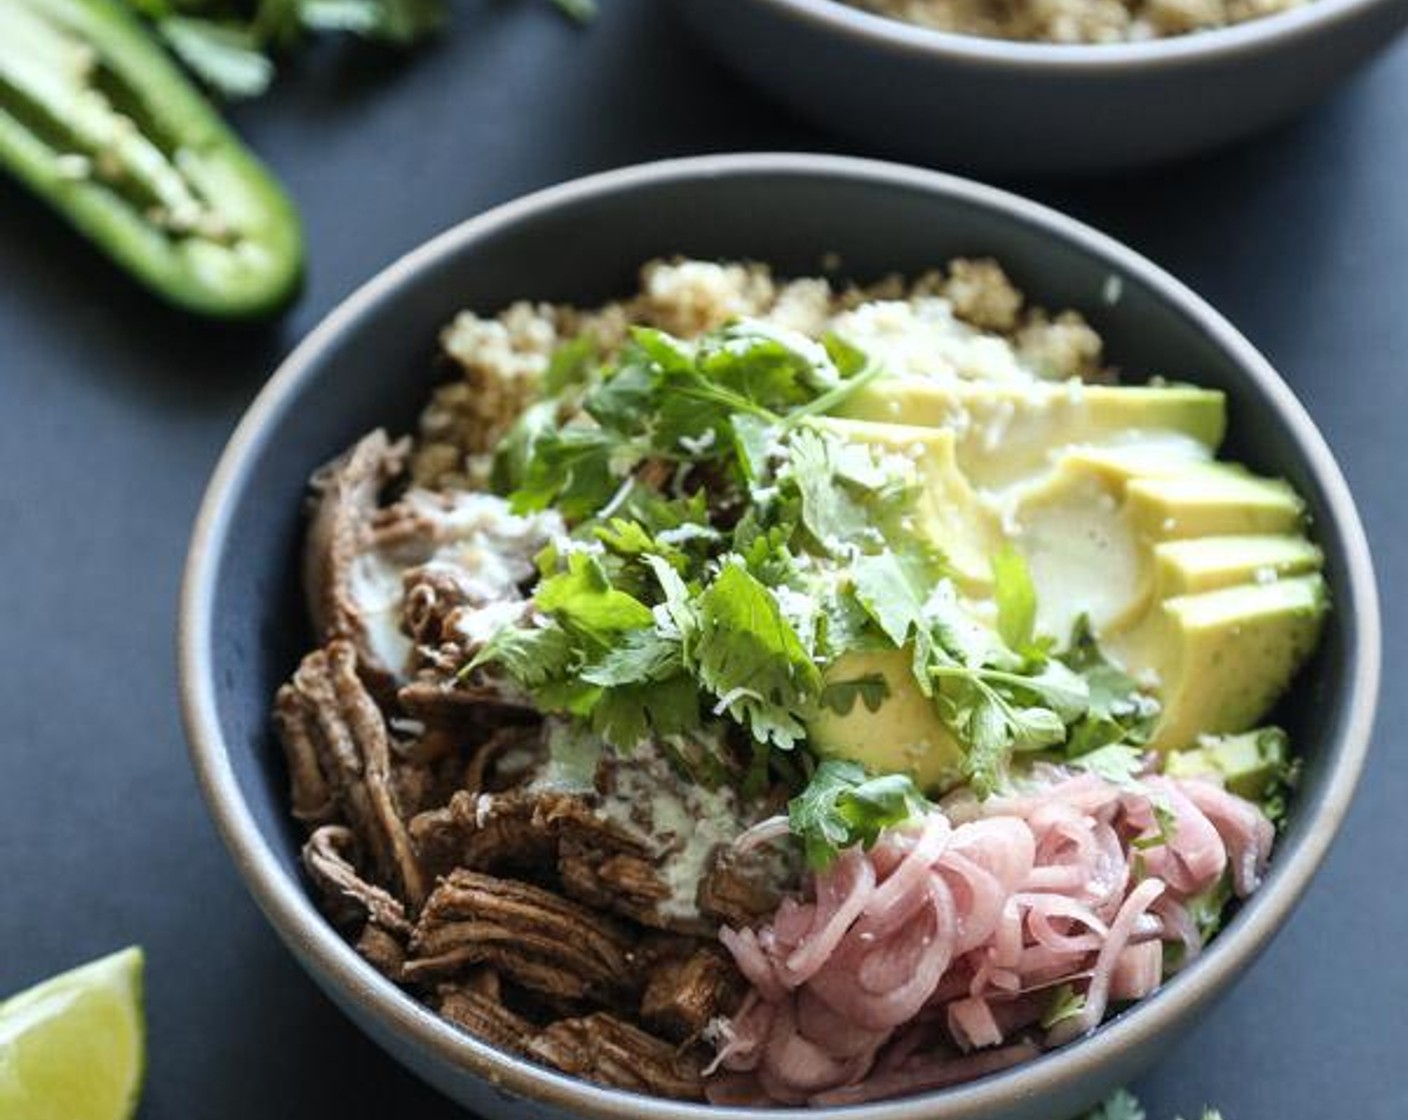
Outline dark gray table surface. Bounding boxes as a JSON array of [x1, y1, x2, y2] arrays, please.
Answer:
[[2, 4, 1405, 1117]]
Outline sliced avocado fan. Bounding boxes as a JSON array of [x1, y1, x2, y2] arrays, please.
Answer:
[[805, 380, 1326, 787], [1008, 444, 1325, 751]]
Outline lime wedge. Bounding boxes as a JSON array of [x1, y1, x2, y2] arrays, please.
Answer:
[[0, 947, 145, 1120]]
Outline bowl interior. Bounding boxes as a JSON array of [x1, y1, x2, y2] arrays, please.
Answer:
[[192, 158, 1369, 1119]]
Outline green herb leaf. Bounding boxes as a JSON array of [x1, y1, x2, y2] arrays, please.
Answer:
[[693, 559, 822, 749], [509, 424, 624, 520], [1079, 1089, 1147, 1120], [581, 628, 682, 687], [850, 551, 927, 647], [788, 760, 929, 869], [991, 546, 1038, 653], [1068, 743, 1145, 786], [536, 552, 654, 646], [467, 619, 573, 687], [1061, 617, 1160, 757], [787, 426, 885, 556], [1040, 983, 1087, 1029], [696, 320, 838, 409], [590, 673, 699, 746], [543, 332, 601, 395]]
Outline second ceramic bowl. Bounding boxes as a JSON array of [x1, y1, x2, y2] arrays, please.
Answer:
[[672, 0, 1408, 173]]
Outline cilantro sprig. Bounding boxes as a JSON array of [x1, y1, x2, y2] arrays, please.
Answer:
[[473, 321, 1160, 803], [1079, 1089, 1226, 1120], [788, 760, 930, 869], [472, 321, 893, 771]]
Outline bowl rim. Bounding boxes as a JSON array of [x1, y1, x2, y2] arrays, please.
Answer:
[[180, 152, 1380, 1120], [734, 0, 1401, 71]]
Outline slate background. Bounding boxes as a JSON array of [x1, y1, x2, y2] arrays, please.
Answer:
[[1, 3, 1405, 1116]]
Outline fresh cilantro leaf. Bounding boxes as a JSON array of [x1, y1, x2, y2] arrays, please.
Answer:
[[536, 552, 653, 646], [1068, 743, 1145, 785], [543, 333, 601, 395], [784, 359, 887, 426], [581, 628, 682, 687], [820, 331, 868, 378], [991, 546, 1038, 653], [693, 559, 822, 749], [490, 399, 558, 495], [593, 517, 663, 560], [1040, 983, 1087, 1029], [583, 348, 659, 433], [924, 579, 1011, 669], [644, 554, 695, 638], [590, 673, 698, 747], [788, 760, 929, 869], [1184, 873, 1233, 945], [1008, 658, 1091, 722], [850, 550, 927, 647], [696, 320, 839, 409], [509, 424, 624, 520], [918, 582, 1084, 796], [466, 619, 573, 687], [731, 412, 778, 481], [786, 426, 885, 556], [819, 674, 890, 716], [816, 578, 879, 660], [1061, 617, 1160, 756], [630, 325, 695, 373], [1079, 1089, 1146, 1120]]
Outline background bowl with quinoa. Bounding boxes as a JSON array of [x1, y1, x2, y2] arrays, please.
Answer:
[[669, 0, 1408, 172]]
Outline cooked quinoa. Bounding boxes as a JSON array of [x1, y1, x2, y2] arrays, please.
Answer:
[[414, 257, 1108, 490], [845, 0, 1305, 44]]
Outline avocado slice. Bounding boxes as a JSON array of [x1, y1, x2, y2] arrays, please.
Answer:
[[1108, 575, 1327, 751], [1163, 727, 1291, 801], [1152, 535, 1322, 597], [1064, 447, 1307, 539], [838, 380, 1226, 490], [809, 648, 965, 794], [817, 417, 1003, 595], [1009, 449, 1310, 641]]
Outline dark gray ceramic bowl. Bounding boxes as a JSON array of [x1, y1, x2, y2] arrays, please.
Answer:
[[180, 154, 1379, 1120], [671, 0, 1408, 172]]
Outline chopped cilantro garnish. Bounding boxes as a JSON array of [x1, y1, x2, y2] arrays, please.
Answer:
[[692, 561, 823, 750], [788, 760, 930, 869], [1060, 616, 1160, 758], [472, 323, 1164, 798], [992, 545, 1040, 654], [1081, 1090, 1147, 1120], [1040, 983, 1087, 1029], [1078, 1089, 1227, 1120]]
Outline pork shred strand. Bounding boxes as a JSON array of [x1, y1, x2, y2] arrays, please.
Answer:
[[709, 770, 1274, 1105]]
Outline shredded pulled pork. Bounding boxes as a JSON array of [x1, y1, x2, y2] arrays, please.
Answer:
[[708, 769, 1274, 1106]]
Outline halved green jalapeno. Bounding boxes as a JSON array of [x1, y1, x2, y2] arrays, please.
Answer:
[[0, 0, 303, 318]]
